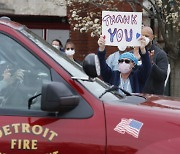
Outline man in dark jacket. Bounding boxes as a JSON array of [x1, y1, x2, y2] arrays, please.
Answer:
[[97, 36, 151, 94], [142, 26, 169, 95]]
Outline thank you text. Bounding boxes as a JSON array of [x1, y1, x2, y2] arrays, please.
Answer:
[[102, 11, 142, 47]]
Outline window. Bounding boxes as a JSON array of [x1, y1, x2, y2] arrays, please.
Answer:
[[0, 33, 51, 109], [0, 32, 93, 118]]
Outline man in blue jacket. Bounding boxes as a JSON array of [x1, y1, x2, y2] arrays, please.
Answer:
[[97, 36, 151, 94]]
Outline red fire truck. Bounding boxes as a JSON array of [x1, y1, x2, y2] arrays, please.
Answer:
[[0, 17, 180, 154]]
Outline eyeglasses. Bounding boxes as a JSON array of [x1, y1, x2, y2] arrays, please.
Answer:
[[66, 48, 74, 50], [118, 59, 131, 64]]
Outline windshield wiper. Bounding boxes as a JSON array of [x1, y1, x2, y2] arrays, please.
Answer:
[[119, 87, 132, 96], [28, 93, 41, 109], [71, 76, 95, 82], [99, 85, 132, 99]]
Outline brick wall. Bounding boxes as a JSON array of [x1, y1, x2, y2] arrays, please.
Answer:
[[71, 28, 118, 62]]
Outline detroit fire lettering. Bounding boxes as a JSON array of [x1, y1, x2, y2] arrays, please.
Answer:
[[0, 123, 58, 150]]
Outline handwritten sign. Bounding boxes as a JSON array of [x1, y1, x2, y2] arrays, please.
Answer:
[[102, 11, 142, 48]]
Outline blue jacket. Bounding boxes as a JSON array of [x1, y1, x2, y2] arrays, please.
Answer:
[[97, 49, 151, 93]]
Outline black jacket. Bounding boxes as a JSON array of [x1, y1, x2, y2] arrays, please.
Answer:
[[143, 44, 168, 95]]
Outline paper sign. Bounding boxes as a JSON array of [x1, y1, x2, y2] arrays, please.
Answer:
[[102, 11, 142, 48]]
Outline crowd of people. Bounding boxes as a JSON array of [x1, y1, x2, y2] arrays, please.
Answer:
[[51, 25, 169, 96], [99, 26, 169, 95], [51, 39, 79, 62]]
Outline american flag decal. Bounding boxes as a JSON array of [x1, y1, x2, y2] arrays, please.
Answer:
[[114, 118, 143, 138]]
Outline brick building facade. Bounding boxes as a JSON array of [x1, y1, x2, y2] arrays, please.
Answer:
[[0, 0, 69, 46]]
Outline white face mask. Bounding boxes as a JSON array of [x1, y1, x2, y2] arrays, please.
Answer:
[[118, 62, 131, 74], [144, 37, 150, 46], [118, 45, 127, 52], [53, 45, 60, 50], [65, 49, 75, 56]]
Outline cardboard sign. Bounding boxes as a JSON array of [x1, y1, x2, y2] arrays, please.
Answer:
[[102, 11, 142, 49]]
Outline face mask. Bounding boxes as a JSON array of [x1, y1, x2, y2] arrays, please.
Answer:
[[53, 45, 60, 50], [65, 49, 75, 56], [144, 37, 150, 46], [118, 62, 131, 74], [118, 45, 127, 52]]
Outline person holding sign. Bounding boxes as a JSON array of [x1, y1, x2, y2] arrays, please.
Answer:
[[97, 35, 151, 94], [106, 45, 128, 71], [102, 11, 143, 71]]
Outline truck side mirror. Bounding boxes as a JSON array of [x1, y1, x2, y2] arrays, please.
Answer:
[[82, 53, 100, 78], [41, 82, 80, 112]]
